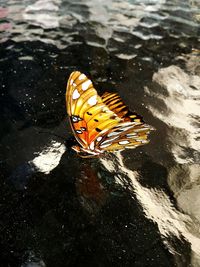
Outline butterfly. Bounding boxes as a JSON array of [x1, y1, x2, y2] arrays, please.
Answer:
[[66, 71, 153, 157]]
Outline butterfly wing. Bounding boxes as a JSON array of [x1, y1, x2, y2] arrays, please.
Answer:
[[97, 92, 153, 151], [94, 121, 153, 152], [101, 92, 144, 124], [66, 71, 122, 150]]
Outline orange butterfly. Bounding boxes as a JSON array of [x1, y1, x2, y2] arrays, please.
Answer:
[[66, 71, 153, 157]]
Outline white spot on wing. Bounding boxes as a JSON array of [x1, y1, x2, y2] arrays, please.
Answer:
[[135, 139, 141, 142], [70, 79, 74, 85], [100, 143, 111, 148], [119, 140, 130, 145], [90, 141, 95, 150], [121, 125, 135, 131], [88, 95, 97, 106], [141, 140, 148, 144], [102, 107, 111, 113], [101, 137, 118, 145], [107, 124, 134, 137], [97, 136, 102, 142], [72, 89, 80, 100], [79, 74, 86, 80], [107, 131, 120, 137], [126, 133, 137, 137], [72, 116, 78, 122], [82, 80, 92, 90]]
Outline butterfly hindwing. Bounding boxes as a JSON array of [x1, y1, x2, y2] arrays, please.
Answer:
[[95, 122, 152, 151], [101, 92, 144, 124]]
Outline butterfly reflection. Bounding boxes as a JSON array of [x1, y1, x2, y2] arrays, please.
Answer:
[[76, 164, 108, 214]]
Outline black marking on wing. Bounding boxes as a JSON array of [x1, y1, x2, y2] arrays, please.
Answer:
[[101, 92, 144, 123], [96, 128, 102, 132], [110, 115, 117, 120]]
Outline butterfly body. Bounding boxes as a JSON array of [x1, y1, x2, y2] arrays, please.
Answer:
[[66, 71, 153, 157]]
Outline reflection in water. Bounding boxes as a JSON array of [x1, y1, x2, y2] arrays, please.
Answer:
[[143, 51, 200, 265], [76, 163, 108, 214], [31, 140, 66, 174], [168, 163, 200, 219], [147, 60, 200, 164], [101, 153, 200, 264], [21, 251, 45, 267], [8, 139, 66, 190], [23, 0, 61, 29]]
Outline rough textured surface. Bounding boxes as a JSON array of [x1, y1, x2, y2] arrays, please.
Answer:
[[0, 0, 200, 266]]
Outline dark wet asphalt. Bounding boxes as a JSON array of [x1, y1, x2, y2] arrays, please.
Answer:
[[0, 1, 200, 266]]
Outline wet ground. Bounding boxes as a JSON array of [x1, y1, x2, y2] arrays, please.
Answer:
[[0, 0, 200, 266]]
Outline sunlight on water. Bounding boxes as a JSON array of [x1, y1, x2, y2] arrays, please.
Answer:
[[101, 153, 200, 264], [31, 140, 66, 174], [146, 61, 200, 164]]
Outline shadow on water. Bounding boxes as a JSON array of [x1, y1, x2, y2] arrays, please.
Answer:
[[0, 0, 200, 266]]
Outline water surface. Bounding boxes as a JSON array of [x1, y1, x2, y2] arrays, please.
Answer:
[[0, 0, 200, 266]]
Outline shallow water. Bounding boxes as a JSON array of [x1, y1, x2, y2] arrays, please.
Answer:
[[0, 0, 200, 266]]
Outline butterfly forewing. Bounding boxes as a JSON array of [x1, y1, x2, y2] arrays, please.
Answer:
[[66, 71, 122, 149]]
